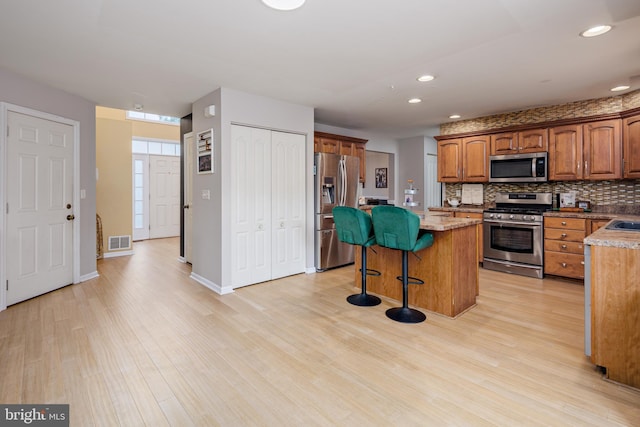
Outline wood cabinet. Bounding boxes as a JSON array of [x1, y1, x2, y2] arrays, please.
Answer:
[[453, 211, 483, 263], [587, 218, 612, 235], [589, 244, 640, 388], [623, 113, 640, 178], [544, 217, 586, 279], [314, 131, 367, 183], [490, 128, 548, 155], [437, 138, 463, 182], [437, 136, 489, 182], [549, 119, 622, 181]]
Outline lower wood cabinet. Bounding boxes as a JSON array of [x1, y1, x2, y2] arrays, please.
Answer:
[[453, 211, 483, 263], [544, 217, 586, 279]]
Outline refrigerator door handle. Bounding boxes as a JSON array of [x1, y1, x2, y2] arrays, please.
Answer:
[[340, 157, 347, 206]]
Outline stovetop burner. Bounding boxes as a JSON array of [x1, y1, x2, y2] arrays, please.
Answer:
[[485, 207, 550, 215]]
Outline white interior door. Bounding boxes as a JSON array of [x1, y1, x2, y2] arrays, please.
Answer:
[[231, 125, 272, 287], [184, 133, 193, 262], [271, 131, 305, 279], [149, 155, 180, 239], [6, 111, 74, 305], [133, 154, 149, 241]]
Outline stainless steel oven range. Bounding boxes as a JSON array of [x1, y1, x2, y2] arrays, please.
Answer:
[[483, 192, 552, 278]]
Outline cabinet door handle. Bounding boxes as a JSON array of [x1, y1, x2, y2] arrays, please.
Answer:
[[561, 262, 567, 268], [561, 244, 567, 249], [561, 221, 567, 225], [580, 261, 585, 265], [561, 233, 567, 238]]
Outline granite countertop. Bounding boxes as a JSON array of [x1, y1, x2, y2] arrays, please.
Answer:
[[584, 217, 640, 249], [417, 212, 482, 231], [427, 205, 488, 214]]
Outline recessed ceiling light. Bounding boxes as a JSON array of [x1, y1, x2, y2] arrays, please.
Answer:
[[449, 114, 461, 119], [580, 25, 612, 37], [408, 98, 422, 104], [133, 103, 144, 111], [611, 85, 630, 92], [417, 75, 435, 82], [261, 0, 306, 11]]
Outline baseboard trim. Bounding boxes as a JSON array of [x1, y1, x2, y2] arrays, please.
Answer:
[[190, 273, 234, 295], [103, 250, 134, 258], [78, 271, 99, 283]]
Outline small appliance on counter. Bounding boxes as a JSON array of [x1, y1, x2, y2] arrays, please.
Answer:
[[403, 180, 419, 211]]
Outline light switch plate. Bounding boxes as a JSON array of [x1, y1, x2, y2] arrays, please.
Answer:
[[202, 189, 210, 200]]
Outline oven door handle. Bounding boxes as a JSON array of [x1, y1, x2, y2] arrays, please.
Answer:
[[483, 219, 542, 228]]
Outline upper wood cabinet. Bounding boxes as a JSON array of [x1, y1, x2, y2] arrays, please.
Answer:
[[437, 138, 463, 182], [549, 119, 621, 181], [623, 113, 640, 178], [490, 128, 548, 155], [437, 136, 489, 182], [462, 136, 489, 182], [314, 132, 367, 183]]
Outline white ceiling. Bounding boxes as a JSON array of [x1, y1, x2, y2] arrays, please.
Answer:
[[1, 0, 639, 138]]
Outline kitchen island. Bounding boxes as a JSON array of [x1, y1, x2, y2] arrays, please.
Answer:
[[584, 220, 640, 389], [355, 212, 481, 318]]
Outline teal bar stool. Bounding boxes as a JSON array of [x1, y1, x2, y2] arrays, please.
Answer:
[[371, 206, 434, 323], [332, 206, 382, 307]]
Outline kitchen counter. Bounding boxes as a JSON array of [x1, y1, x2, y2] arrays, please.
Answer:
[[428, 205, 487, 214], [355, 213, 479, 318], [584, 218, 640, 249]]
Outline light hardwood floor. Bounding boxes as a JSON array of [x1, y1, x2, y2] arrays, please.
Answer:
[[1, 237, 639, 426]]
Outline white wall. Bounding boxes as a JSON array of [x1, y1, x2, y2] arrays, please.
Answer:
[[190, 88, 315, 290], [0, 67, 97, 279]]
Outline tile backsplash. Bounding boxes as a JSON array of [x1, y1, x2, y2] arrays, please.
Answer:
[[445, 180, 640, 208], [440, 89, 640, 135]]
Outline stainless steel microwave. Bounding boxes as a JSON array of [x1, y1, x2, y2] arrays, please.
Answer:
[[489, 152, 548, 183]]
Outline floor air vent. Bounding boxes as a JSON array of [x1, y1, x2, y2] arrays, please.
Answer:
[[108, 235, 131, 251]]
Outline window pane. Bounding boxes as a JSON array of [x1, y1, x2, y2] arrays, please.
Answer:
[[135, 174, 143, 187], [135, 201, 144, 214], [161, 143, 175, 156], [128, 111, 145, 119], [146, 113, 160, 121], [134, 160, 144, 173], [132, 140, 147, 153], [135, 188, 143, 200], [175, 145, 181, 156], [148, 142, 162, 154], [135, 215, 143, 229]]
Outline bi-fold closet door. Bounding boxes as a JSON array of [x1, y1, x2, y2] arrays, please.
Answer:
[[230, 124, 305, 288]]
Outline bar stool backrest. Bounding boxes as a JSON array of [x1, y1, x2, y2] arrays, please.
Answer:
[[332, 206, 376, 247], [371, 206, 421, 251]]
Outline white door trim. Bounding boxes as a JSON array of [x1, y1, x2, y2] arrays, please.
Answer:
[[0, 102, 80, 311]]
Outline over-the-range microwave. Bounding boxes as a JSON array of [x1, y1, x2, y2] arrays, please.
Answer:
[[489, 152, 548, 183]]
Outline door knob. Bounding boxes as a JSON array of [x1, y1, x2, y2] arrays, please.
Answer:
[[66, 203, 72, 209], [67, 214, 75, 221], [184, 205, 190, 209]]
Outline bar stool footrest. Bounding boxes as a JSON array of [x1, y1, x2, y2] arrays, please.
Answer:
[[364, 268, 381, 277], [395, 275, 424, 286]]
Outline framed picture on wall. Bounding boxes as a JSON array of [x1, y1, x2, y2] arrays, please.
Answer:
[[375, 168, 387, 188], [197, 128, 214, 174]]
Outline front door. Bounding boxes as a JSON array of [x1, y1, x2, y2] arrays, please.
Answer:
[[149, 155, 180, 239], [6, 111, 74, 305]]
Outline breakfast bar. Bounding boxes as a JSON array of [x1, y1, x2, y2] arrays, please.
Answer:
[[355, 212, 482, 318]]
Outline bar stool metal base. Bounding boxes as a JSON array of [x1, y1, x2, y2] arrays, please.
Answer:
[[385, 307, 426, 323], [347, 293, 381, 306]]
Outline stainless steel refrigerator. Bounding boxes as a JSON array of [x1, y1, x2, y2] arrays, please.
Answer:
[[314, 153, 360, 271]]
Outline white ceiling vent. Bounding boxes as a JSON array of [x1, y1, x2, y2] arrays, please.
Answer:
[[108, 235, 131, 251]]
